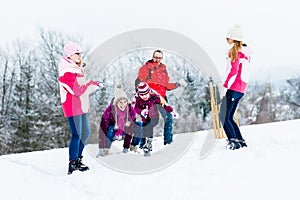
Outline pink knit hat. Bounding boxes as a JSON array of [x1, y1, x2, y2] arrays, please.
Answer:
[[137, 82, 150, 95], [64, 41, 82, 57]]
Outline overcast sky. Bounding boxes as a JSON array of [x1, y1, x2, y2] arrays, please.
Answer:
[[1, 0, 300, 79]]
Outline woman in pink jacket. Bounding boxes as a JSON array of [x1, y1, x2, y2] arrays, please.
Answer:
[[219, 25, 251, 150], [58, 41, 99, 174]]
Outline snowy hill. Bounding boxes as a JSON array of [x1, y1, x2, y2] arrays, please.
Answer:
[[1, 119, 300, 200]]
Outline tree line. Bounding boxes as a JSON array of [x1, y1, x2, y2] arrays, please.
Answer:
[[0, 29, 299, 155]]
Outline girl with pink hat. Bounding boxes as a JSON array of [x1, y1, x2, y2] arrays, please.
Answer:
[[58, 41, 100, 174]]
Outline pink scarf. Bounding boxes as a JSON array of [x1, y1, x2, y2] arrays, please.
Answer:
[[115, 106, 127, 137]]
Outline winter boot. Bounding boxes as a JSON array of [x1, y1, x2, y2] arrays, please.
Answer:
[[143, 137, 153, 157], [239, 139, 248, 148], [164, 138, 173, 145], [96, 148, 105, 157], [226, 139, 241, 150], [104, 148, 110, 156], [76, 156, 89, 172], [122, 148, 129, 153], [234, 139, 241, 149], [68, 160, 78, 175], [130, 145, 139, 153]]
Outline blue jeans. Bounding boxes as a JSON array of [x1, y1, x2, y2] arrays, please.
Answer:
[[131, 119, 159, 148], [131, 121, 143, 146], [219, 89, 244, 140], [105, 125, 125, 148], [157, 104, 173, 144], [68, 113, 91, 161]]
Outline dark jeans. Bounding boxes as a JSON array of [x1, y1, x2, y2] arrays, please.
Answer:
[[131, 121, 143, 147], [68, 113, 91, 161], [131, 119, 159, 147], [157, 104, 173, 144], [219, 89, 244, 140], [105, 125, 125, 148]]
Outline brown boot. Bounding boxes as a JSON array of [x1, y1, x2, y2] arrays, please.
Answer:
[[104, 148, 110, 156], [129, 145, 139, 153]]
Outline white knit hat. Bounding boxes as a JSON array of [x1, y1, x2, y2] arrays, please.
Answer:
[[112, 84, 130, 130], [226, 25, 243, 41], [113, 84, 128, 105]]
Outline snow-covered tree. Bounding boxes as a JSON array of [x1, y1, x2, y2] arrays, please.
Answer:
[[7, 41, 41, 153], [0, 47, 16, 154], [278, 76, 300, 120]]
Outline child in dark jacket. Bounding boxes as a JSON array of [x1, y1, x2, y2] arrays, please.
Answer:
[[132, 82, 173, 156], [97, 84, 136, 157]]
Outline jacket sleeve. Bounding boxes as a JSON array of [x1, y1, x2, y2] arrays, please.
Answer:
[[165, 82, 178, 90], [98, 106, 112, 148], [223, 56, 240, 89], [58, 72, 98, 97], [162, 67, 178, 90]]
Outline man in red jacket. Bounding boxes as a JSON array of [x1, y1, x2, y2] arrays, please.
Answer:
[[136, 50, 179, 145]]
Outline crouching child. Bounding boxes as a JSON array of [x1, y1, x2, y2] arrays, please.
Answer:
[[97, 84, 136, 157], [132, 82, 173, 156]]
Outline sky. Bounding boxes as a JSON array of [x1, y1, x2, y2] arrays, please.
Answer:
[[0, 119, 299, 199], [1, 0, 300, 79]]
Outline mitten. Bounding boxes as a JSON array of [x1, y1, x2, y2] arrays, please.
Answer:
[[171, 111, 179, 119], [96, 81, 104, 88], [164, 105, 173, 113], [90, 81, 99, 87]]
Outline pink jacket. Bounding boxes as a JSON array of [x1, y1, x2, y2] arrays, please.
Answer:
[[58, 56, 99, 117], [223, 46, 251, 94]]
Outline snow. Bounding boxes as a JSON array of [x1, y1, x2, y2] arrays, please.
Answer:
[[1, 119, 300, 200]]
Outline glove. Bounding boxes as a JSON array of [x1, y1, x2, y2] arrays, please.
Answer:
[[164, 105, 173, 113], [91, 81, 99, 87], [141, 109, 149, 118], [171, 111, 179, 119], [97, 81, 104, 88], [96, 148, 104, 158]]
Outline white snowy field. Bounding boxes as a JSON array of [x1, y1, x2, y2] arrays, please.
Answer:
[[1, 119, 300, 200]]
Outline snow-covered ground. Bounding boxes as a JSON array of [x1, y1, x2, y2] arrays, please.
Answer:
[[1, 119, 300, 200]]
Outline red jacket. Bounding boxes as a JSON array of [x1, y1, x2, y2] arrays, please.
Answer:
[[137, 60, 177, 98]]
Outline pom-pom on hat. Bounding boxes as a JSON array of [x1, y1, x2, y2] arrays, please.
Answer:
[[113, 84, 128, 105], [226, 25, 243, 42], [64, 41, 82, 57], [137, 82, 150, 95]]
